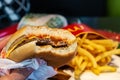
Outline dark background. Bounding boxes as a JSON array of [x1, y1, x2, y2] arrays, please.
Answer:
[[0, 0, 107, 29], [30, 0, 107, 17], [1, 0, 120, 32]]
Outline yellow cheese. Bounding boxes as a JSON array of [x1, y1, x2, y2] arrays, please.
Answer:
[[6, 36, 37, 58], [6, 39, 26, 58]]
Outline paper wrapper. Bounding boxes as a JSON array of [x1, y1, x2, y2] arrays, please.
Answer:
[[18, 13, 68, 29], [0, 58, 57, 80], [63, 23, 106, 39]]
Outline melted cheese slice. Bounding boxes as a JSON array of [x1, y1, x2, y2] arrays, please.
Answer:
[[6, 36, 37, 58], [6, 39, 26, 58]]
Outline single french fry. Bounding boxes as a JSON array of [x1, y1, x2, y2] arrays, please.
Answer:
[[74, 67, 81, 80], [77, 56, 84, 68], [70, 57, 77, 67], [91, 65, 116, 75], [70, 56, 79, 67], [91, 67, 101, 75], [92, 39, 119, 46], [77, 37, 82, 46], [81, 44, 94, 51], [98, 65, 117, 72], [77, 33, 88, 46], [96, 49, 120, 62]]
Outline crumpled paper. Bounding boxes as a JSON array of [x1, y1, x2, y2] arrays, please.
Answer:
[[0, 58, 57, 80]]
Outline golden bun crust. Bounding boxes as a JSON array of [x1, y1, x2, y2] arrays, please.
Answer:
[[4, 26, 77, 67]]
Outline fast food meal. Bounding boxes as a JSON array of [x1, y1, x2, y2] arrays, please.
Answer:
[[1, 22, 120, 80], [63, 23, 120, 80], [0, 25, 77, 68]]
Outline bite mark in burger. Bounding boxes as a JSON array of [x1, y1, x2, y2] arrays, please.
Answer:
[[0, 26, 77, 68]]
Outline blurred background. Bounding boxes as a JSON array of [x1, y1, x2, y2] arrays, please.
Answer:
[[0, 0, 120, 32]]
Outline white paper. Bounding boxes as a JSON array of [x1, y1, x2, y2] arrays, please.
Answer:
[[0, 58, 57, 80]]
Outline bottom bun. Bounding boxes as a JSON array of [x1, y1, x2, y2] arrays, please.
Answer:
[[7, 41, 77, 68]]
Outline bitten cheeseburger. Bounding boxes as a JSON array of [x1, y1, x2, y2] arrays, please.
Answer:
[[0, 26, 77, 68]]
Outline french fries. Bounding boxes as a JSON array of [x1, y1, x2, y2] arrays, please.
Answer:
[[92, 39, 119, 50], [67, 33, 120, 80], [77, 46, 97, 68]]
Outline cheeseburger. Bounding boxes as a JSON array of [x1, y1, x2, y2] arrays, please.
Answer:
[[0, 26, 77, 68]]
